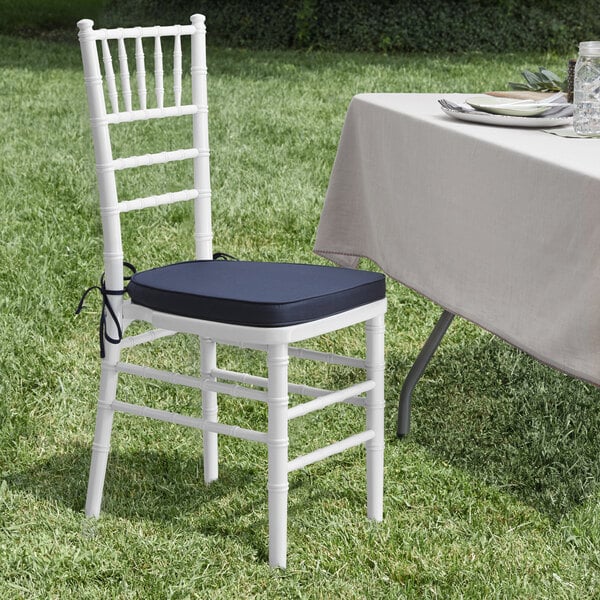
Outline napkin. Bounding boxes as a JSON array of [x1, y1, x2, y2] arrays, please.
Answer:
[[543, 126, 600, 138]]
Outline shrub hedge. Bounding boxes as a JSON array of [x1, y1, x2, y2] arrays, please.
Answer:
[[3, 0, 600, 54], [103, 0, 600, 53], [0, 0, 104, 33]]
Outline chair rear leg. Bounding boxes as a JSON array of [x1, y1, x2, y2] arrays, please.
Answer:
[[267, 343, 289, 569], [201, 337, 218, 483], [366, 314, 385, 521], [85, 363, 118, 517]]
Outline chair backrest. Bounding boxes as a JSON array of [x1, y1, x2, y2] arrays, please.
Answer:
[[77, 15, 212, 300]]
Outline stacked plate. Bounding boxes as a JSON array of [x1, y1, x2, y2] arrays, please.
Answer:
[[439, 93, 573, 128]]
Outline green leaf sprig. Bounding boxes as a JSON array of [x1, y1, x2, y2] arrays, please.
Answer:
[[508, 67, 568, 92]]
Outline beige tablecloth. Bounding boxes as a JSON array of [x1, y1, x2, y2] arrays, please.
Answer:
[[315, 93, 600, 385]]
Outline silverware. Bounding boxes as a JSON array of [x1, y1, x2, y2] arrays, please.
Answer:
[[438, 99, 471, 112]]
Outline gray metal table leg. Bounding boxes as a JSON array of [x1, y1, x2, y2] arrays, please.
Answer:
[[396, 309, 455, 438]]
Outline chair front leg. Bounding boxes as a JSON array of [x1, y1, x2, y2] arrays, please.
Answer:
[[267, 343, 289, 569], [85, 360, 119, 517], [201, 337, 218, 483], [366, 314, 385, 521]]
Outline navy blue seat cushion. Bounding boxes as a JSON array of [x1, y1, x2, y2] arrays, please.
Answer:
[[127, 260, 385, 327]]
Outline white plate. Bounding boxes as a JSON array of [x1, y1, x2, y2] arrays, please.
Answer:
[[440, 106, 572, 128], [465, 94, 551, 116]]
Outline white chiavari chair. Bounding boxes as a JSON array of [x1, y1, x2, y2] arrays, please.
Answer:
[[76, 14, 386, 569]]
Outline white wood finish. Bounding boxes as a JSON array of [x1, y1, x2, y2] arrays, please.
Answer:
[[366, 314, 385, 521], [101, 39, 119, 113], [111, 148, 200, 171], [118, 328, 176, 349], [117, 37, 132, 111], [201, 337, 218, 483], [190, 13, 212, 260], [267, 343, 289, 568], [173, 32, 183, 106], [286, 380, 374, 419], [154, 35, 164, 109], [287, 430, 375, 473], [89, 24, 196, 41], [112, 399, 268, 443], [134, 36, 147, 109], [77, 15, 386, 569], [118, 189, 199, 213], [210, 367, 366, 406], [116, 361, 204, 388], [288, 346, 366, 368], [106, 105, 198, 124]]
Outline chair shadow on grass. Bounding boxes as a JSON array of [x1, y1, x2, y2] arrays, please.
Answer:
[[7, 441, 365, 561], [7, 443, 262, 556], [389, 325, 600, 522]]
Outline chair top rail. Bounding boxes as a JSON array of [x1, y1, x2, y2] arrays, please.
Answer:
[[79, 23, 197, 41]]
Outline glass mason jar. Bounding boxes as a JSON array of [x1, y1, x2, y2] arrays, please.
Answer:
[[573, 41, 600, 135]]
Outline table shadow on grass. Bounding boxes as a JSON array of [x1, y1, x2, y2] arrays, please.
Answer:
[[395, 330, 600, 521]]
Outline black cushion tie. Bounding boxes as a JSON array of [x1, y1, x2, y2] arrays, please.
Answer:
[[212, 252, 238, 261], [75, 262, 136, 358]]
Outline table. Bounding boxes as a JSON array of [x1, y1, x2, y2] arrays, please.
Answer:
[[314, 93, 600, 436]]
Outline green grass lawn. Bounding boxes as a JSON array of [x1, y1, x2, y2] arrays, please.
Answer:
[[2, 31, 600, 598]]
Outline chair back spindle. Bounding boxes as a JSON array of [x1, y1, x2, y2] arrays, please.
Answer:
[[101, 38, 119, 113], [117, 36, 133, 112], [173, 32, 183, 107], [134, 35, 147, 110], [154, 35, 164, 109]]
